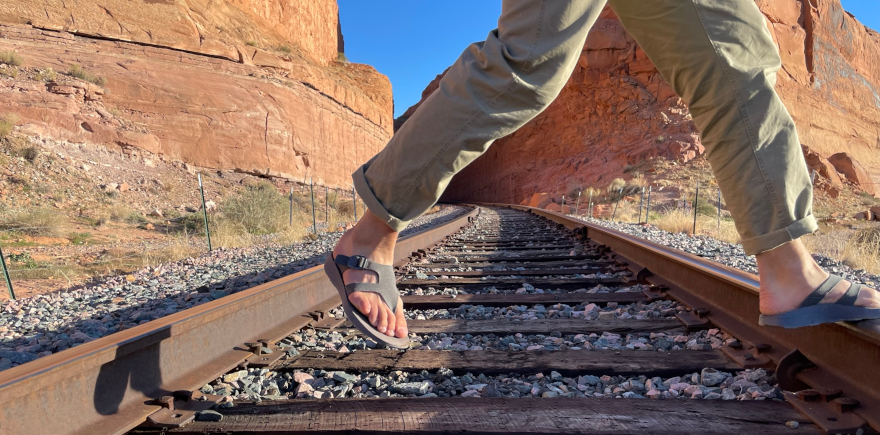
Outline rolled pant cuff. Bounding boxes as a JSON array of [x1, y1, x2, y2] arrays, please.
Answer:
[[352, 165, 411, 233], [740, 215, 818, 256]]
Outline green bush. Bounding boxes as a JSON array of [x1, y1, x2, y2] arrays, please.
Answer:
[[337, 52, 348, 63], [0, 51, 23, 67], [277, 45, 292, 54]]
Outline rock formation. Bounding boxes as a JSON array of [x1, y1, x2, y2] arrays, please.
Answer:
[[0, 0, 392, 188], [396, 0, 880, 203]]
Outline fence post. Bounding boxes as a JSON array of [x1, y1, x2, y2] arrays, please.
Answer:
[[637, 187, 645, 224], [352, 185, 358, 221], [717, 188, 722, 231], [197, 173, 212, 252], [588, 190, 593, 218], [289, 187, 293, 226], [310, 177, 318, 234], [693, 181, 700, 235], [611, 187, 624, 221], [0, 244, 15, 300], [575, 191, 581, 216], [645, 186, 652, 224]]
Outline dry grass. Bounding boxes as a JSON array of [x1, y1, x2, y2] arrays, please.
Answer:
[[802, 225, 880, 274], [140, 235, 200, 266], [640, 207, 741, 244], [651, 208, 694, 235], [206, 181, 311, 248], [841, 227, 880, 274], [0, 208, 66, 237]]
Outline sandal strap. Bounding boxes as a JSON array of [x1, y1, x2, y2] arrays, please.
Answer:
[[835, 282, 862, 307], [333, 254, 399, 314], [335, 254, 375, 272], [800, 274, 844, 308]]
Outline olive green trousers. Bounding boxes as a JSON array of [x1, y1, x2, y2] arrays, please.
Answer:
[[353, 0, 817, 255]]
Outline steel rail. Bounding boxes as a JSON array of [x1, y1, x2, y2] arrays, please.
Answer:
[[0, 207, 478, 435], [491, 204, 880, 431]]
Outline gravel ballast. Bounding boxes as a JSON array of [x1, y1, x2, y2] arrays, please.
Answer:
[[572, 215, 880, 287], [0, 206, 470, 372]]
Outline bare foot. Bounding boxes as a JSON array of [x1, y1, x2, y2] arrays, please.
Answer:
[[757, 239, 880, 316], [331, 211, 408, 338]]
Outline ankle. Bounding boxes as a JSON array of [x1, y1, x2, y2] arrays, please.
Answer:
[[349, 211, 398, 246], [756, 239, 822, 282]]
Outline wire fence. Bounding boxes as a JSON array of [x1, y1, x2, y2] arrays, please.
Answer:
[[0, 173, 369, 300]]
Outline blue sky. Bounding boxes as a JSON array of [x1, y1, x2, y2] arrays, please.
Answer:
[[339, 0, 880, 118]]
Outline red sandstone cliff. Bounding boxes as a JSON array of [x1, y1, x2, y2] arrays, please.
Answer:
[[0, 0, 392, 187], [397, 0, 880, 203]]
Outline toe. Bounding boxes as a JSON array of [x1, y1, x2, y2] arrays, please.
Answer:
[[348, 292, 372, 317], [858, 286, 880, 309], [376, 302, 389, 334], [394, 299, 408, 338], [386, 305, 397, 336]]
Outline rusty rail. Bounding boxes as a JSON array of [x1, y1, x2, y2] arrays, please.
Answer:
[[0, 207, 478, 435], [496, 204, 880, 432]]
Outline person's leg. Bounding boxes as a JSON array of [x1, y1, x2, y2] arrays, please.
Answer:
[[608, 0, 880, 315], [334, 0, 608, 339]]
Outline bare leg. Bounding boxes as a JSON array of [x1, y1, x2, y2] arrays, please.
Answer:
[[331, 211, 408, 338], [757, 239, 880, 315]]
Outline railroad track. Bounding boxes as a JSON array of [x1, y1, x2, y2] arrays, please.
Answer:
[[2, 205, 878, 435]]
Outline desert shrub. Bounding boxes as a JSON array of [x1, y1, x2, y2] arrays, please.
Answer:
[[277, 45, 292, 54], [220, 181, 290, 235], [695, 195, 718, 217], [0, 113, 19, 139], [337, 52, 348, 63], [106, 202, 145, 224], [842, 227, 880, 274], [335, 199, 354, 216], [607, 178, 626, 195], [181, 212, 207, 234], [67, 64, 107, 87], [205, 182, 314, 247], [21, 146, 39, 162], [0, 208, 65, 237], [67, 232, 92, 245], [246, 40, 257, 47], [34, 67, 57, 82], [0, 51, 23, 67]]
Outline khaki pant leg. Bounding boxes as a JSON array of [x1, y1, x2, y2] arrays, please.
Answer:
[[608, 0, 817, 255], [355, 0, 607, 232]]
